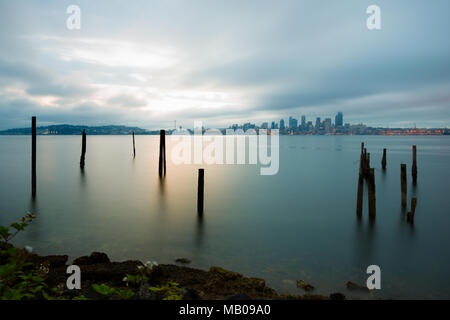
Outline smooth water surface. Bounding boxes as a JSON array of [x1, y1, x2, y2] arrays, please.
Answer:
[[1, 135, 449, 299]]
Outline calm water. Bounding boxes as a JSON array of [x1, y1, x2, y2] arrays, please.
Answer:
[[1, 135, 449, 299]]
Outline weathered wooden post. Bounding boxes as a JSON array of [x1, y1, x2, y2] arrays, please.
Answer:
[[361, 142, 364, 154], [159, 130, 166, 177], [407, 198, 417, 223], [368, 168, 376, 219], [356, 154, 364, 217], [80, 129, 86, 169], [401, 164, 407, 208], [412, 145, 417, 184], [365, 153, 370, 179], [132, 131, 136, 158], [197, 168, 205, 214], [381, 148, 387, 170], [31, 116, 36, 197]]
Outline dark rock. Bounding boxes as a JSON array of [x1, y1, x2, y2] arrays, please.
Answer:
[[296, 280, 314, 291], [27, 253, 68, 268], [73, 252, 110, 265], [209, 266, 242, 280], [182, 288, 201, 300], [225, 294, 253, 300], [79, 260, 142, 284], [330, 292, 346, 300], [175, 258, 191, 264]]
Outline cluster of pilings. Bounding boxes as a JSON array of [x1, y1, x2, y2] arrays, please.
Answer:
[[356, 142, 418, 224], [31, 117, 206, 215], [356, 143, 376, 219]]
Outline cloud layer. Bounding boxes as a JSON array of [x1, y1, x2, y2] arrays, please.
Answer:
[[0, 0, 449, 129]]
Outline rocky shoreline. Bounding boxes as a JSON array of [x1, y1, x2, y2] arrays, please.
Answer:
[[8, 247, 347, 300]]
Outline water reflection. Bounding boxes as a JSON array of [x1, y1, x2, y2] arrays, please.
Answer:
[[195, 214, 204, 248]]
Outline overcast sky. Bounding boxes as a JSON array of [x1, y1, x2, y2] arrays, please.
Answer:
[[0, 0, 449, 130]]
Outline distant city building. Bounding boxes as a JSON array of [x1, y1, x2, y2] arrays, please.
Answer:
[[315, 117, 321, 130], [335, 112, 343, 128], [289, 116, 298, 130], [261, 122, 268, 129], [301, 115, 306, 130], [324, 118, 332, 133], [271, 121, 276, 129], [280, 119, 285, 130]]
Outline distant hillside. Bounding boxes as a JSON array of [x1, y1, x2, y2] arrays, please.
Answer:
[[0, 124, 161, 135]]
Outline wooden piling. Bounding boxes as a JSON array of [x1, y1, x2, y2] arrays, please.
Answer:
[[381, 148, 386, 170], [80, 129, 86, 169], [356, 153, 364, 217], [31, 116, 36, 197], [132, 131, 136, 158], [197, 168, 205, 214], [368, 168, 376, 219], [159, 129, 166, 177], [401, 164, 407, 208], [407, 198, 417, 223], [361, 142, 364, 154], [412, 145, 417, 184]]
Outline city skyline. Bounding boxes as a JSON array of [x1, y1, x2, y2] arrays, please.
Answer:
[[1, 1, 450, 130]]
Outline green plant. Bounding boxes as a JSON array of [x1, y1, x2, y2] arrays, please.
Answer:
[[0, 213, 67, 300], [0, 247, 49, 300], [92, 283, 116, 296], [0, 213, 35, 245], [116, 288, 135, 300], [124, 260, 158, 286], [149, 281, 183, 300], [91, 283, 135, 300]]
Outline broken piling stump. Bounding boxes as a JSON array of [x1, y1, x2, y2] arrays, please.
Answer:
[[356, 154, 364, 217], [412, 145, 417, 185], [381, 148, 386, 170], [368, 168, 376, 219], [159, 130, 166, 177], [132, 131, 136, 158], [198, 168, 205, 214], [401, 164, 407, 208], [407, 198, 417, 223], [80, 129, 86, 169], [31, 116, 36, 197]]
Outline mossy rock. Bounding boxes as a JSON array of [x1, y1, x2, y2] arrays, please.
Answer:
[[209, 266, 242, 280]]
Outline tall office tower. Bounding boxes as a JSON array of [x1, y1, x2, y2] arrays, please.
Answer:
[[271, 121, 276, 129], [335, 112, 343, 128], [301, 115, 306, 130], [324, 118, 332, 133], [292, 118, 298, 130], [315, 117, 321, 130], [280, 119, 285, 130], [261, 122, 268, 129]]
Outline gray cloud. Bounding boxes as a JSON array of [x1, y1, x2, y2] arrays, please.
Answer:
[[0, 0, 449, 129]]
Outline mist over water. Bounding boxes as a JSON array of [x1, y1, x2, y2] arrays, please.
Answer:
[[0, 135, 449, 299]]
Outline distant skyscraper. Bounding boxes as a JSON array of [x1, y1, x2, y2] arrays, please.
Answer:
[[288, 116, 298, 129], [315, 117, 321, 130], [261, 122, 268, 129], [335, 112, 343, 128], [271, 121, 276, 129], [324, 118, 332, 133], [292, 118, 298, 130], [301, 115, 306, 129], [280, 119, 285, 130]]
